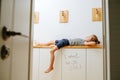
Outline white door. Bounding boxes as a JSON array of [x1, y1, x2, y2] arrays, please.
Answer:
[[0, 0, 13, 80], [0, 0, 32, 80]]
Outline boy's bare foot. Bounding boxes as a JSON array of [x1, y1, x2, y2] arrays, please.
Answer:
[[44, 67, 54, 73]]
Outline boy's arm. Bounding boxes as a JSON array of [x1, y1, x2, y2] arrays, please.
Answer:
[[84, 41, 96, 46]]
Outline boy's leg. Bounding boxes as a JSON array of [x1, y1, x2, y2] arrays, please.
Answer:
[[37, 40, 55, 46], [44, 45, 58, 73]]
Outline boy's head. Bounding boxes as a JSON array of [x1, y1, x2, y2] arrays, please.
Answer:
[[85, 34, 100, 44]]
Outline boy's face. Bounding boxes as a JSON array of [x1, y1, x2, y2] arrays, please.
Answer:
[[85, 35, 93, 41]]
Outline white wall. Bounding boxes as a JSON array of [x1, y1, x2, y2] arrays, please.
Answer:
[[33, 0, 102, 43]]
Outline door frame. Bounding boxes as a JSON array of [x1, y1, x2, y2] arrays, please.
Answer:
[[102, 0, 110, 80], [29, 0, 35, 80], [29, 0, 111, 80]]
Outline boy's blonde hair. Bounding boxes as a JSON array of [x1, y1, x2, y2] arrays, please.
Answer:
[[91, 35, 100, 44]]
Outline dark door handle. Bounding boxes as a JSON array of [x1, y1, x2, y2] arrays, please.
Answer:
[[2, 26, 29, 40], [2, 26, 21, 40]]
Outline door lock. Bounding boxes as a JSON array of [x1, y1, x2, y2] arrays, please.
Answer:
[[0, 45, 10, 60]]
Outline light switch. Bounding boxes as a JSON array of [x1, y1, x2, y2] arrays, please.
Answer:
[[92, 8, 102, 21], [59, 10, 69, 23]]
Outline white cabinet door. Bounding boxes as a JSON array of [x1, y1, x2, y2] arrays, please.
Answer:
[[62, 49, 86, 80], [38, 48, 61, 80], [87, 49, 103, 80], [32, 49, 40, 80]]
